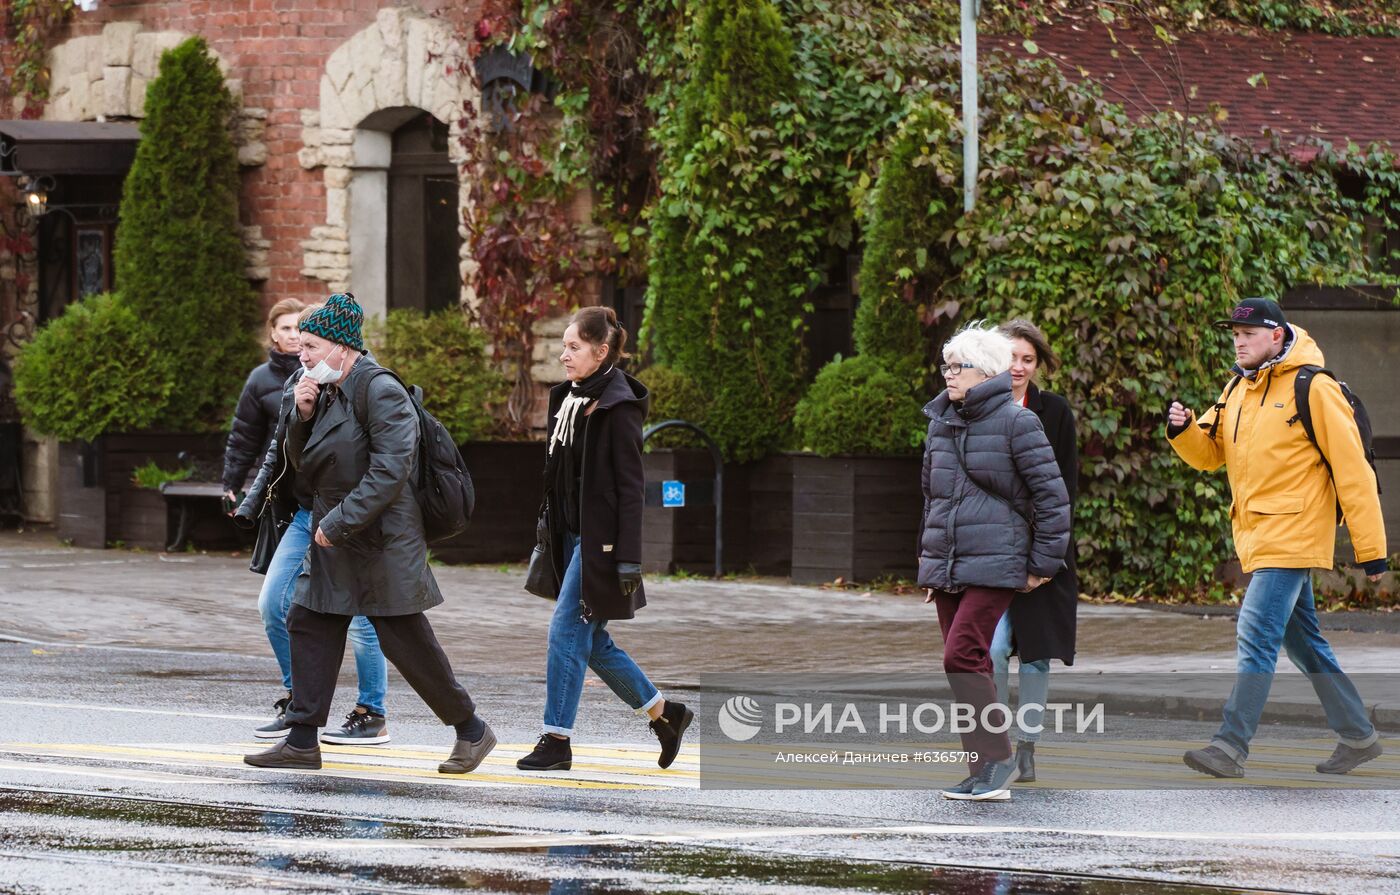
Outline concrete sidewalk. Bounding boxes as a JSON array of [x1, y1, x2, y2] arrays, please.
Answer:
[[2, 527, 1396, 729]]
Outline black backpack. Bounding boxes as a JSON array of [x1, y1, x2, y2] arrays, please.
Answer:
[[1291, 365, 1381, 519], [352, 367, 475, 544], [1205, 366, 1379, 520]]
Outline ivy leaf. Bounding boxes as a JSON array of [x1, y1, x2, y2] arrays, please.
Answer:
[[1247, 72, 1268, 88], [1023, 39, 1039, 55]]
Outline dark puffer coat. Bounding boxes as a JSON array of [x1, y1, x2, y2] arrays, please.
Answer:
[[223, 349, 302, 492], [544, 367, 649, 621], [918, 371, 1071, 593], [236, 369, 301, 528]]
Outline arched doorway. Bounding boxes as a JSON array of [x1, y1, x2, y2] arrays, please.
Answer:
[[387, 113, 459, 314]]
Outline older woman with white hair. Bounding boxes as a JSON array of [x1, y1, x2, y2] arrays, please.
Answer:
[[919, 321, 1071, 802]]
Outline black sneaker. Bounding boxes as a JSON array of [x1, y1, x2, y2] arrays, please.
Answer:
[[1316, 741, 1382, 775], [649, 700, 694, 769], [320, 706, 390, 745], [516, 735, 572, 771], [253, 696, 293, 739]]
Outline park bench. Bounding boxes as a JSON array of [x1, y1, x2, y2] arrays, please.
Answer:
[[157, 451, 236, 552]]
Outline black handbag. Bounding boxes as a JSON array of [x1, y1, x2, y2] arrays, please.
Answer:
[[524, 502, 559, 599], [249, 503, 290, 575]]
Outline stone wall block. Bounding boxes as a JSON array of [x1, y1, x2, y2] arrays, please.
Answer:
[[319, 128, 355, 146], [130, 33, 160, 80], [319, 75, 351, 130], [128, 74, 149, 117], [325, 187, 350, 229], [102, 22, 142, 66], [101, 66, 133, 118], [324, 167, 352, 190]]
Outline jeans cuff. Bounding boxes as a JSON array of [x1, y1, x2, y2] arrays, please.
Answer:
[[542, 723, 574, 738], [633, 691, 663, 716], [1209, 738, 1245, 763], [1340, 729, 1379, 750]]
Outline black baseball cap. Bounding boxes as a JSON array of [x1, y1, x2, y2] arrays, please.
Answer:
[[1213, 297, 1286, 330]]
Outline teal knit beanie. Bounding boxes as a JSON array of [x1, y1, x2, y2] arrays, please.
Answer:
[[299, 292, 363, 351]]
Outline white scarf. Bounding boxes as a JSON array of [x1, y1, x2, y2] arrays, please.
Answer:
[[548, 366, 613, 456]]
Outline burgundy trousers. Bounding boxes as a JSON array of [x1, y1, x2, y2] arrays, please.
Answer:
[[934, 586, 1016, 771]]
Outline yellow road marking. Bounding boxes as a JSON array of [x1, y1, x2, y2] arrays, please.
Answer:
[[0, 743, 674, 791]]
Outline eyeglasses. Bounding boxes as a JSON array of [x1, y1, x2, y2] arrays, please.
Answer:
[[940, 362, 977, 377]]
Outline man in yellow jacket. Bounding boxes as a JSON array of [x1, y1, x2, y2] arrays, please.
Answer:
[[1167, 297, 1386, 779]]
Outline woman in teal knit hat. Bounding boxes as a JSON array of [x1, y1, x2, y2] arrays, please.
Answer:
[[244, 293, 495, 774]]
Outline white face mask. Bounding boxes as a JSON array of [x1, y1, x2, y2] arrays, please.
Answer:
[[303, 346, 346, 384]]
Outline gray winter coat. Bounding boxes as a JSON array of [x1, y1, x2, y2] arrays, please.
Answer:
[[285, 354, 443, 616], [918, 371, 1071, 593]]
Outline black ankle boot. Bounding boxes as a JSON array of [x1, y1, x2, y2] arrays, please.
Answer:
[[1014, 741, 1036, 783], [516, 734, 572, 771], [649, 700, 694, 769]]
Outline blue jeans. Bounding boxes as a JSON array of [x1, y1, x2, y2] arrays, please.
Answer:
[[990, 610, 1050, 744], [256, 509, 388, 715], [1213, 568, 1378, 761], [543, 531, 661, 737]]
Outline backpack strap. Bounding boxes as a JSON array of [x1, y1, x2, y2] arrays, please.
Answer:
[[1205, 374, 1244, 441], [350, 366, 428, 488], [1289, 364, 1335, 481]]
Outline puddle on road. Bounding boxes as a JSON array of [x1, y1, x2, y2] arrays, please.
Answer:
[[0, 789, 1269, 894]]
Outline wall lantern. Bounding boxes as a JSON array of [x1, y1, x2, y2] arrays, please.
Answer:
[[21, 176, 54, 217]]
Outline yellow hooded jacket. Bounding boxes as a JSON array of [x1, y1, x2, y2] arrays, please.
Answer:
[[1168, 324, 1386, 573]]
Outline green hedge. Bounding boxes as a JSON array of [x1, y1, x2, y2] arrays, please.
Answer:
[[866, 81, 1398, 595], [636, 364, 711, 450], [643, 0, 821, 462], [114, 36, 258, 432], [365, 308, 509, 444], [792, 100, 960, 457], [792, 355, 925, 456], [13, 293, 170, 441]]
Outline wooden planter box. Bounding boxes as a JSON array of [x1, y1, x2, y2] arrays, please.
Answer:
[[727, 454, 793, 576], [56, 432, 234, 550], [789, 453, 922, 585], [430, 440, 546, 565]]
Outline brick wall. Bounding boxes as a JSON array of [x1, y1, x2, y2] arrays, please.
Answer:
[[50, 0, 482, 308]]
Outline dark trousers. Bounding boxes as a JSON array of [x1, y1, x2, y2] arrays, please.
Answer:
[[284, 602, 475, 729], [934, 586, 1016, 771]]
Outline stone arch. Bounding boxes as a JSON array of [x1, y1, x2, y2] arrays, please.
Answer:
[[297, 8, 479, 318]]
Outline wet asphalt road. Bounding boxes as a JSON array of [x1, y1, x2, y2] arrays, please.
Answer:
[[1, 639, 1399, 894]]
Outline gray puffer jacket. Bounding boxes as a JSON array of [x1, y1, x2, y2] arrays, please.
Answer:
[[918, 371, 1071, 593]]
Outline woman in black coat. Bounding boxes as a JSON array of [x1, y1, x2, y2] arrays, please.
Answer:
[[243, 293, 494, 776], [222, 299, 306, 504], [517, 307, 693, 774], [991, 319, 1080, 784]]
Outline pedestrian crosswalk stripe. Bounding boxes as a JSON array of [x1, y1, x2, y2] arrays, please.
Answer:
[[0, 742, 695, 791]]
